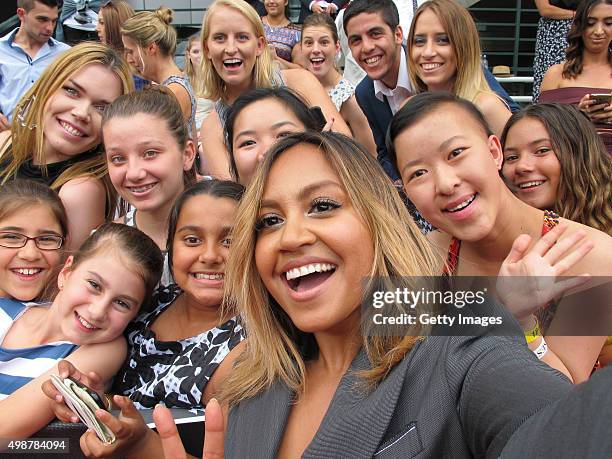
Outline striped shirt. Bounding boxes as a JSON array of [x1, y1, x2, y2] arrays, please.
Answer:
[[0, 298, 78, 400]]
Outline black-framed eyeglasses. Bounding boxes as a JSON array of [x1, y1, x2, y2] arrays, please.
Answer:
[[0, 232, 64, 250]]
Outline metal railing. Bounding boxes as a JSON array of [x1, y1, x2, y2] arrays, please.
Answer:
[[470, 0, 538, 77]]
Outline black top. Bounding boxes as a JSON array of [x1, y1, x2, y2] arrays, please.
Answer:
[[549, 0, 580, 10], [0, 148, 100, 188]]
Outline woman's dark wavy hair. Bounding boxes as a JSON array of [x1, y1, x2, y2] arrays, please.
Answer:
[[224, 87, 325, 181], [501, 103, 612, 235], [166, 179, 245, 273], [563, 0, 612, 79]]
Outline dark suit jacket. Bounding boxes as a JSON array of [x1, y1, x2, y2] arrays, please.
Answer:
[[226, 330, 581, 458], [354, 77, 399, 182]]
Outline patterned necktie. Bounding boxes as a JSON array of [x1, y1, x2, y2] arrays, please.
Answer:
[[413, 0, 418, 12]]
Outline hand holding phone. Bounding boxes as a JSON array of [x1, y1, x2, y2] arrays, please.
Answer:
[[589, 93, 611, 114], [50, 375, 115, 444]]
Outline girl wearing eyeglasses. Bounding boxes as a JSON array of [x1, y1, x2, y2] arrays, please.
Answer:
[[0, 222, 163, 442], [0, 180, 67, 303]]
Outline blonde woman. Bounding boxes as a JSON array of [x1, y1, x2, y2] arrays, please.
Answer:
[[184, 35, 214, 134], [197, 0, 351, 179], [0, 42, 133, 250], [407, 0, 512, 136], [121, 7, 197, 139], [149, 131, 608, 457]]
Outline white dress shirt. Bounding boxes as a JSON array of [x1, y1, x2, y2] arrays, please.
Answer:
[[373, 51, 413, 115]]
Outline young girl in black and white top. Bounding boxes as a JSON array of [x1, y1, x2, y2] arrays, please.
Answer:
[[112, 179, 244, 411], [102, 88, 197, 287], [45, 180, 245, 458]]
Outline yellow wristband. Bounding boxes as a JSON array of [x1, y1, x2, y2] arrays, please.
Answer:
[[524, 320, 541, 344]]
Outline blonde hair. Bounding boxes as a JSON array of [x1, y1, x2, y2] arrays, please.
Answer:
[[0, 42, 133, 219], [199, 0, 275, 102], [220, 132, 440, 406], [407, 0, 491, 102], [121, 7, 177, 56], [184, 35, 202, 95]]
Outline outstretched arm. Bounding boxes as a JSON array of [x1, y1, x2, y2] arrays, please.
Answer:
[[534, 0, 575, 20], [199, 111, 233, 180], [0, 338, 126, 445], [340, 95, 377, 157], [282, 69, 352, 137]]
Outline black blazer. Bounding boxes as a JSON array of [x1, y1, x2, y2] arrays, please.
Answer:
[[354, 76, 399, 182]]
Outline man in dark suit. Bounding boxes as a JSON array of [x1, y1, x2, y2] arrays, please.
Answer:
[[343, 0, 414, 182], [343, 0, 518, 182]]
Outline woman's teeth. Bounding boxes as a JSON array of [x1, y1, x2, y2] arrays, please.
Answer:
[[128, 183, 156, 193], [60, 121, 84, 137], [447, 195, 476, 212], [519, 180, 544, 189], [224, 58, 242, 68], [421, 63, 442, 70], [285, 263, 336, 281], [193, 273, 224, 280]]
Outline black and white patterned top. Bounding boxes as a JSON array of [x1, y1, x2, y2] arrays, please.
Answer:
[[328, 78, 355, 112], [161, 75, 197, 139], [112, 285, 243, 410]]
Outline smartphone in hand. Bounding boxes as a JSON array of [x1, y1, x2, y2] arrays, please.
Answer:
[[50, 375, 115, 444], [589, 93, 611, 113]]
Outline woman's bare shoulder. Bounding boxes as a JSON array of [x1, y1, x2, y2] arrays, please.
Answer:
[[561, 218, 612, 276], [541, 63, 565, 91]]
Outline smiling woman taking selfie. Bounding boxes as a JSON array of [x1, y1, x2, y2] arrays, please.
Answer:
[[146, 131, 612, 459]]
